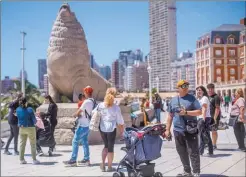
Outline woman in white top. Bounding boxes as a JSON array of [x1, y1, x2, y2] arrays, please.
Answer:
[[196, 86, 213, 156], [94, 87, 124, 172]]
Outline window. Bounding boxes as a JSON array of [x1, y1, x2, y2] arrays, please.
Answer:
[[216, 60, 222, 64], [230, 68, 235, 75], [229, 59, 236, 64], [216, 77, 221, 82], [228, 37, 235, 44], [229, 49, 235, 56], [230, 76, 235, 81], [205, 49, 209, 58], [216, 68, 221, 75], [215, 37, 221, 44], [215, 50, 222, 56]]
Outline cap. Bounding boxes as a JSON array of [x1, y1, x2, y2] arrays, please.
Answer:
[[83, 86, 93, 95], [177, 80, 189, 88]]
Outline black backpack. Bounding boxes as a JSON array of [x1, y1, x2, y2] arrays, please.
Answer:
[[85, 98, 97, 120]]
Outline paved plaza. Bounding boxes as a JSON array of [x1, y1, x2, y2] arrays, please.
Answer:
[[1, 106, 245, 176]]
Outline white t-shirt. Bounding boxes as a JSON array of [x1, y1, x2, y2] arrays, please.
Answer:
[[78, 98, 94, 127], [198, 96, 211, 119], [94, 103, 124, 133]]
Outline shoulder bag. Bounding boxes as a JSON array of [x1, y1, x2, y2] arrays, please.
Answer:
[[89, 104, 101, 131]]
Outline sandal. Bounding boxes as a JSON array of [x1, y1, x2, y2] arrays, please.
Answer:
[[100, 163, 106, 172], [107, 167, 116, 172]]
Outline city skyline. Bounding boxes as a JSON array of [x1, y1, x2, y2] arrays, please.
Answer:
[[1, 1, 245, 86]]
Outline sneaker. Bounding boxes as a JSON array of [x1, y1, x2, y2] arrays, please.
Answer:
[[20, 160, 27, 164], [48, 151, 53, 157], [33, 160, 41, 165], [37, 151, 44, 157], [63, 160, 77, 166], [213, 145, 217, 150], [14, 151, 19, 156], [100, 163, 106, 172], [193, 173, 200, 177], [79, 159, 90, 166], [107, 167, 116, 172], [3, 151, 12, 155], [176, 172, 193, 177]]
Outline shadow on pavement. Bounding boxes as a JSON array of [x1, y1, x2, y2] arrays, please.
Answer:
[[90, 162, 119, 167], [216, 148, 237, 151], [200, 174, 229, 177], [39, 161, 58, 166], [40, 153, 63, 157], [211, 154, 232, 158], [56, 150, 72, 153]]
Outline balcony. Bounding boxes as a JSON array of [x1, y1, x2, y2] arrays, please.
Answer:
[[215, 79, 246, 87]]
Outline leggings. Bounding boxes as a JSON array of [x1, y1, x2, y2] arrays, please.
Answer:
[[100, 129, 116, 153]]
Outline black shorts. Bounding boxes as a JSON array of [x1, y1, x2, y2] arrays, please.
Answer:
[[100, 128, 117, 152], [224, 102, 229, 107]]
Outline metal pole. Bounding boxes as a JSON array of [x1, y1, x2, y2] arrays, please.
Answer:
[[147, 59, 152, 104], [20, 31, 26, 97]]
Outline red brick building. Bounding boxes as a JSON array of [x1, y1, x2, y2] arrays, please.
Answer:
[[195, 19, 245, 98]]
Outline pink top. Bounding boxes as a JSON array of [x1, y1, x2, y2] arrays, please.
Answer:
[[230, 97, 245, 116], [36, 117, 45, 129]]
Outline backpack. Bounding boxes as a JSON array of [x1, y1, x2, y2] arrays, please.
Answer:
[[85, 98, 97, 120]]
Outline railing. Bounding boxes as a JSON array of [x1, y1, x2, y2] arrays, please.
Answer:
[[215, 79, 246, 86]]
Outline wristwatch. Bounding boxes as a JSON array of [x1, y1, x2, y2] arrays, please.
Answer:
[[185, 110, 188, 115]]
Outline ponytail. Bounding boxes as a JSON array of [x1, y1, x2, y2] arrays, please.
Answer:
[[104, 87, 117, 108]]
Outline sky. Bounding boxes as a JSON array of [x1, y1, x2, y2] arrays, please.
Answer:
[[1, 1, 245, 87]]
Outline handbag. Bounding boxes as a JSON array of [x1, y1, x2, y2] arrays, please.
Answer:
[[228, 115, 239, 127], [89, 104, 101, 131], [177, 96, 198, 134]]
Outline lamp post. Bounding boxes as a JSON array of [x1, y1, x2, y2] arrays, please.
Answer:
[[156, 76, 159, 93], [20, 31, 26, 97], [147, 59, 152, 104]]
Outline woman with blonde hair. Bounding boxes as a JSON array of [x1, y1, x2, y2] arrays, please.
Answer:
[[230, 88, 245, 152], [94, 87, 124, 172]]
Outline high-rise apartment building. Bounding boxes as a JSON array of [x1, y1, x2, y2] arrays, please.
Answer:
[[149, 0, 177, 91], [99, 65, 111, 80], [118, 49, 144, 90], [38, 59, 47, 89], [111, 60, 119, 89], [195, 19, 245, 98], [171, 51, 195, 91], [124, 61, 149, 92], [43, 74, 49, 94], [90, 53, 100, 72], [1, 76, 14, 94]]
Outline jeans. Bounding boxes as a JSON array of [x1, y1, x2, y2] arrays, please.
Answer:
[[233, 122, 245, 149], [71, 126, 90, 161], [174, 131, 200, 174], [197, 118, 213, 155], [19, 127, 37, 161], [5, 124, 19, 152], [154, 108, 161, 123]]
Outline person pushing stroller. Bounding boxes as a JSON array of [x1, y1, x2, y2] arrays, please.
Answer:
[[36, 112, 56, 156]]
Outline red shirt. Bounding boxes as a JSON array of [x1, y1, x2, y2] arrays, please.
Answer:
[[78, 100, 84, 108]]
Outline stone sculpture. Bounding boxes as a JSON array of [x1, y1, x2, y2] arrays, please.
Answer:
[[47, 3, 110, 102]]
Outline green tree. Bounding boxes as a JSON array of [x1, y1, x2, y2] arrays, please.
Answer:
[[1, 80, 42, 119]]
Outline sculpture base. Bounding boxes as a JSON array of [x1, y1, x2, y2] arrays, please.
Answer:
[[37, 102, 154, 145]]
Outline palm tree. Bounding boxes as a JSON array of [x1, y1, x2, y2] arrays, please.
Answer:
[[1, 80, 42, 119]]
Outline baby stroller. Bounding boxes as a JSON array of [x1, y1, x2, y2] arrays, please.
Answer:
[[113, 124, 171, 177], [37, 117, 56, 148]]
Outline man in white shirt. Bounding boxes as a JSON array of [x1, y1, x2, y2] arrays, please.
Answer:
[[64, 86, 95, 166]]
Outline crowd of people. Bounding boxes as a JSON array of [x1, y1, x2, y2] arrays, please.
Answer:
[[165, 80, 245, 177], [1, 81, 245, 177]]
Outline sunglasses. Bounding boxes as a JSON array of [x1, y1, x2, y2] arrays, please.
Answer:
[[180, 84, 189, 89]]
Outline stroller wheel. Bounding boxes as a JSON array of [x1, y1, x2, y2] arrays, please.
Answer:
[[154, 172, 163, 177], [113, 172, 125, 177], [136, 171, 144, 177]]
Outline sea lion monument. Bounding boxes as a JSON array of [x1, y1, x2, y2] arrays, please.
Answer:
[[47, 3, 110, 102]]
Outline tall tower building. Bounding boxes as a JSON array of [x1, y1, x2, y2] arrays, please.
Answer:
[[38, 59, 47, 89], [149, 0, 177, 91], [112, 60, 119, 89]]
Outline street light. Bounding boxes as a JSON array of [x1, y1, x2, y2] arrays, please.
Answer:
[[156, 76, 159, 93], [147, 58, 152, 104], [20, 31, 26, 97]]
